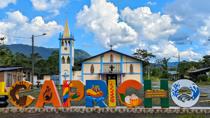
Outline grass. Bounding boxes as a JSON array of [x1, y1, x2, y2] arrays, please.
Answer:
[[144, 76, 160, 82], [197, 81, 210, 86], [177, 114, 206, 118]]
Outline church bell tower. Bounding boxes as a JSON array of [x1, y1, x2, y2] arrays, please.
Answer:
[[59, 20, 74, 85]]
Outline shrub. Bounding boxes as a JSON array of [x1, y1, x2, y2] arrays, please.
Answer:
[[197, 74, 208, 82]]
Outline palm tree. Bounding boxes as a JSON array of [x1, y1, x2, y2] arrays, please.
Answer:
[[161, 57, 170, 78], [133, 49, 155, 66]]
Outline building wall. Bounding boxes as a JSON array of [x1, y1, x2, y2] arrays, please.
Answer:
[[81, 51, 143, 84], [122, 74, 142, 83], [2, 71, 23, 87], [83, 64, 101, 74], [0, 72, 4, 82], [83, 74, 100, 84], [73, 71, 82, 80], [103, 52, 121, 62]]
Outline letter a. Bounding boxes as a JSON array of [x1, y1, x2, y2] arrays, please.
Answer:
[[36, 80, 62, 108]]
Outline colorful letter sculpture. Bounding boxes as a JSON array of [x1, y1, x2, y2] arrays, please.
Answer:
[[8, 81, 35, 108], [144, 79, 169, 108], [0, 82, 8, 107], [117, 80, 142, 107], [85, 80, 107, 107], [108, 80, 117, 107], [63, 80, 84, 107], [36, 80, 62, 108], [171, 79, 200, 108]]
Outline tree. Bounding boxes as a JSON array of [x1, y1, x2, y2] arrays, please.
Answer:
[[35, 59, 49, 78], [201, 55, 210, 67], [47, 51, 59, 75], [12, 52, 31, 68], [133, 49, 156, 79], [177, 60, 200, 79], [0, 46, 14, 66], [133, 49, 155, 66], [160, 57, 170, 78]]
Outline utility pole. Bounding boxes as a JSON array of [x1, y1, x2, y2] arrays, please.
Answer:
[[31, 33, 46, 88], [177, 51, 180, 79], [31, 35, 34, 88]]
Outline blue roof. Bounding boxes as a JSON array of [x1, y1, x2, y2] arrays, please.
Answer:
[[0, 67, 23, 72]]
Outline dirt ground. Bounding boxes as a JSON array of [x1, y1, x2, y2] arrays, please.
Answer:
[[0, 113, 209, 118]]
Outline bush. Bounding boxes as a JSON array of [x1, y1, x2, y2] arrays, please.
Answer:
[[198, 74, 208, 82]]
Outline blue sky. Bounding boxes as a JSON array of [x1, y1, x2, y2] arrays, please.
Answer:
[[0, 0, 209, 61]]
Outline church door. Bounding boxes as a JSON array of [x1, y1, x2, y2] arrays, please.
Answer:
[[106, 74, 117, 86]]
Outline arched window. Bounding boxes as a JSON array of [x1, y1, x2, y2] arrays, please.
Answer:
[[62, 40, 64, 46], [62, 56, 65, 64], [65, 40, 68, 46], [68, 40, 70, 46], [90, 64, 94, 74], [67, 56, 70, 64], [130, 64, 133, 73], [110, 54, 113, 62]]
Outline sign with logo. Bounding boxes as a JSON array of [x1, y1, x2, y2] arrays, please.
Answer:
[[171, 79, 200, 107], [145, 90, 168, 98]]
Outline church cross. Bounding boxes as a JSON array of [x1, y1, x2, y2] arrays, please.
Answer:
[[109, 64, 115, 73], [63, 72, 69, 80]]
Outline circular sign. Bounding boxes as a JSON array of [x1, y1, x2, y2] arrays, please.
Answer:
[[171, 79, 200, 107]]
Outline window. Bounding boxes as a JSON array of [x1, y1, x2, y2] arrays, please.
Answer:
[[7, 73, 12, 87], [110, 54, 113, 62], [68, 40, 70, 46], [130, 64, 133, 73], [62, 40, 64, 46], [67, 56, 70, 64], [62, 56, 65, 64], [90, 64, 94, 74]]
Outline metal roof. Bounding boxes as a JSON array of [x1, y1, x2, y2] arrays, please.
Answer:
[[0, 66, 23, 72], [188, 67, 210, 73]]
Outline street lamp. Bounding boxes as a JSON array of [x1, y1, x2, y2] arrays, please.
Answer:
[[31, 33, 46, 88]]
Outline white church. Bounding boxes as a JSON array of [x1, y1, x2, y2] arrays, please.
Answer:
[[59, 20, 144, 86]]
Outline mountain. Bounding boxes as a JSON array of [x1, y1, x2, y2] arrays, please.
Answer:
[[151, 62, 179, 68], [5, 44, 91, 61], [168, 62, 179, 67]]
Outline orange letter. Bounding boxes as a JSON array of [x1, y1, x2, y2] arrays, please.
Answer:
[[118, 80, 142, 107], [63, 80, 84, 107], [8, 81, 35, 108], [35, 80, 62, 108]]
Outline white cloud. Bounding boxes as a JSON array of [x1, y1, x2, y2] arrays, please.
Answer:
[[0, 0, 16, 9], [147, 1, 157, 6], [121, 7, 179, 58], [77, 0, 138, 48], [30, 0, 68, 16], [0, 11, 63, 45], [197, 17, 210, 37], [7, 11, 28, 24], [76, 0, 205, 60], [121, 7, 178, 40], [180, 49, 201, 61]]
